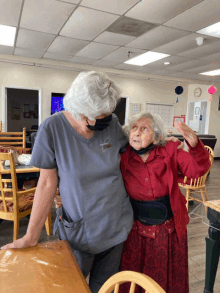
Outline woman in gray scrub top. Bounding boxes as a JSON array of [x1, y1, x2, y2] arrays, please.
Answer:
[[1, 71, 134, 293]]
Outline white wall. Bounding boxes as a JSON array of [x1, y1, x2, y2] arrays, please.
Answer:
[[188, 83, 220, 157]]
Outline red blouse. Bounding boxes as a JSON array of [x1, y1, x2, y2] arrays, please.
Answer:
[[120, 139, 210, 241]]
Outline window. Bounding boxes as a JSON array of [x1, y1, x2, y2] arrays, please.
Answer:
[[146, 103, 174, 128]]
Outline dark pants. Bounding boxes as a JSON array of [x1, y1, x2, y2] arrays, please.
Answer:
[[70, 242, 124, 293]]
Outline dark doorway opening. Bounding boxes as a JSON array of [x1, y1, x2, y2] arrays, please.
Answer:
[[113, 97, 127, 125], [7, 88, 39, 147]]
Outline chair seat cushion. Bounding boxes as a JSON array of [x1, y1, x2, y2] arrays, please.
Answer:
[[0, 191, 34, 212]]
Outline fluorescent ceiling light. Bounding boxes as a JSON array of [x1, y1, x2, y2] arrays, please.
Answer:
[[197, 21, 220, 38], [0, 25, 16, 46], [125, 51, 170, 66], [164, 62, 170, 65], [200, 69, 220, 76]]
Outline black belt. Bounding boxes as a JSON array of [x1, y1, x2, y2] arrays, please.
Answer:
[[130, 195, 173, 226]]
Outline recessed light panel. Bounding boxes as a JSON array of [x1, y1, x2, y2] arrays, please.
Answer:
[[0, 25, 16, 46], [197, 22, 220, 38], [200, 69, 220, 76], [125, 51, 170, 66]]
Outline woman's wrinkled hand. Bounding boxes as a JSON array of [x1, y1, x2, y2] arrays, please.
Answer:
[[1, 234, 38, 250], [174, 121, 198, 148], [165, 136, 184, 149]]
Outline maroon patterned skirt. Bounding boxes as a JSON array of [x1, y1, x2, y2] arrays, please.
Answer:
[[119, 219, 189, 293]]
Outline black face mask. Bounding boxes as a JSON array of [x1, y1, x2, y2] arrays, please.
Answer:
[[131, 142, 155, 155], [86, 114, 112, 131]]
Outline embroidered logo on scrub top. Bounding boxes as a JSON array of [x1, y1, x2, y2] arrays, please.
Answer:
[[100, 138, 112, 152]]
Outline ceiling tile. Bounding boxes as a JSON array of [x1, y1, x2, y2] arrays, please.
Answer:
[[14, 47, 44, 58], [152, 69, 177, 76], [57, 0, 80, 3], [94, 31, 136, 46], [134, 66, 158, 74], [185, 63, 220, 74], [75, 42, 119, 59], [178, 41, 220, 59], [164, 0, 220, 31], [16, 29, 56, 51], [102, 47, 146, 62], [43, 52, 72, 61], [125, 0, 203, 24], [202, 52, 220, 63], [113, 63, 142, 71], [69, 56, 96, 64], [92, 60, 120, 67], [20, 0, 76, 34], [167, 59, 210, 71], [0, 0, 23, 26], [60, 6, 119, 40], [80, 0, 140, 15], [168, 71, 212, 81], [153, 33, 217, 55], [47, 36, 89, 55], [140, 55, 192, 69], [0, 45, 14, 55], [125, 26, 190, 50]]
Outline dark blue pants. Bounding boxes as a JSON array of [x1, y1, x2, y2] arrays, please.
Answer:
[[71, 242, 124, 293]]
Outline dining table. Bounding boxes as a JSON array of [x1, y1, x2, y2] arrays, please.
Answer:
[[0, 160, 40, 189], [0, 240, 91, 293]]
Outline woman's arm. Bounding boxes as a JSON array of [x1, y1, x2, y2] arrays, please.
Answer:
[[1, 168, 58, 250], [174, 121, 211, 178]]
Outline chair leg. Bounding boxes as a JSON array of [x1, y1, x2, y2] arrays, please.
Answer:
[[186, 189, 189, 211], [200, 189, 206, 204], [45, 211, 52, 235], [13, 218, 19, 241], [203, 187, 209, 201]]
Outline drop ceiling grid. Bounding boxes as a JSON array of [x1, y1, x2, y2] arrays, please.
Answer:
[[0, 0, 219, 81]]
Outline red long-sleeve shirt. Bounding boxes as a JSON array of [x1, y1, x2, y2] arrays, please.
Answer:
[[120, 139, 210, 241]]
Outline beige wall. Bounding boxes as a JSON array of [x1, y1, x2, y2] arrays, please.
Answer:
[[187, 83, 220, 157], [0, 62, 187, 128]]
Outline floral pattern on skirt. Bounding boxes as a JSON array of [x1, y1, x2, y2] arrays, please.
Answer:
[[119, 219, 189, 293]]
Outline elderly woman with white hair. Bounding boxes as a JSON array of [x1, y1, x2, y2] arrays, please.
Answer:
[[1, 71, 134, 293], [119, 112, 210, 293]]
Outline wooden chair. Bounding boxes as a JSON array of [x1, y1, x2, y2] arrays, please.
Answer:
[[0, 128, 26, 148], [0, 121, 2, 132], [178, 145, 214, 211], [98, 271, 165, 293], [0, 152, 51, 240]]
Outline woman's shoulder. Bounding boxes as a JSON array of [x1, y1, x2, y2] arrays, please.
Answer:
[[156, 141, 180, 155]]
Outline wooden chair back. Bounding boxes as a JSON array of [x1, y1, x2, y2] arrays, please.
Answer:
[[0, 128, 26, 148], [0, 152, 51, 240], [98, 271, 165, 293], [179, 145, 214, 210]]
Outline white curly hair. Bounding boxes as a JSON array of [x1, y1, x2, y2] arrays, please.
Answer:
[[63, 71, 121, 121], [123, 112, 167, 146]]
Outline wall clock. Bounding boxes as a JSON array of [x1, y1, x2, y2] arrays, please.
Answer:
[[194, 87, 202, 98]]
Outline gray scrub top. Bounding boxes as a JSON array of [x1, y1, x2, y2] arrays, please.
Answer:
[[30, 112, 133, 254]]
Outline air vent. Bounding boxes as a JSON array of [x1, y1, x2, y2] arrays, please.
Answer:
[[106, 17, 157, 37]]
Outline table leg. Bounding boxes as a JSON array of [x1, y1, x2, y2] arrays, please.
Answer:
[[204, 224, 220, 293]]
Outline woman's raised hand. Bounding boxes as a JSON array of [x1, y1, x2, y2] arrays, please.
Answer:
[[174, 121, 198, 148]]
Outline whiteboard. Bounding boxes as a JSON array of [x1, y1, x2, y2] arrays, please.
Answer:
[[146, 103, 174, 128]]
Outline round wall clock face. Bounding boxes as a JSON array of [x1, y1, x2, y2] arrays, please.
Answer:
[[194, 87, 202, 97]]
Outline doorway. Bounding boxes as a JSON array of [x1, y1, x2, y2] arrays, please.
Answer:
[[113, 97, 129, 125], [2, 86, 42, 133], [186, 101, 209, 134]]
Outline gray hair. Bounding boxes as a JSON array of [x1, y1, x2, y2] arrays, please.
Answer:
[[123, 112, 167, 146], [63, 71, 121, 121]]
